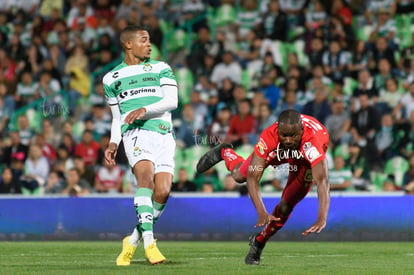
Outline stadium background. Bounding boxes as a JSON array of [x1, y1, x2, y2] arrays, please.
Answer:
[[0, 0, 414, 242]]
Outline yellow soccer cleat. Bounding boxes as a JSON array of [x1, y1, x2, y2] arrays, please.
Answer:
[[116, 236, 137, 266], [145, 240, 166, 265]]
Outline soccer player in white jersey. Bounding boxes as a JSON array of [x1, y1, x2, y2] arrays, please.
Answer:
[[103, 25, 178, 265]]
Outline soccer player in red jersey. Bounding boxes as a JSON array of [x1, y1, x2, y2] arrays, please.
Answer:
[[197, 109, 330, 265]]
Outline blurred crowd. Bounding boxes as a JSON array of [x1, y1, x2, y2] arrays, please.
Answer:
[[1, 0, 414, 196]]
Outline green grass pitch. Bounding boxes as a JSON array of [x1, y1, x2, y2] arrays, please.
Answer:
[[0, 241, 413, 275]]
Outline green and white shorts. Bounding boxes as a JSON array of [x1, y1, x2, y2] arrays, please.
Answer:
[[123, 128, 175, 175]]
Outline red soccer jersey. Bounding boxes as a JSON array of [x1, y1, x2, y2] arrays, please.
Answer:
[[253, 115, 329, 168], [74, 141, 100, 166], [227, 114, 256, 138]]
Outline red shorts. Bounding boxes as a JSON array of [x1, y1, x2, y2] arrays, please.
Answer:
[[240, 154, 313, 206]]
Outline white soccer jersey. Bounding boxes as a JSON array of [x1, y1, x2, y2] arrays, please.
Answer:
[[103, 59, 177, 135]]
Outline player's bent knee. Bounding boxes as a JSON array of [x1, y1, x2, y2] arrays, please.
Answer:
[[136, 175, 155, 188], [155, 185, 170, 199], [154, 179, 172, 198]]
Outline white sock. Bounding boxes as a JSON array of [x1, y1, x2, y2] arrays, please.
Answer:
[[142, 231, 154, 249], [129, 228, 140, 247]]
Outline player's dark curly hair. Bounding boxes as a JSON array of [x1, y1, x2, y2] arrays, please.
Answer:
[[278, 109, 302, 126]]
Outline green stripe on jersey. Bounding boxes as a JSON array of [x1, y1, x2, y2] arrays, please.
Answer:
[[120, 97, 162, 114], [160, 67, 176, 80], [121, 119, 171, 135]]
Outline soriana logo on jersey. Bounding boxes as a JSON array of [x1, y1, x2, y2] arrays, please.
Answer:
[[303, 142, 321, 163], [256, 138, 268, 156]]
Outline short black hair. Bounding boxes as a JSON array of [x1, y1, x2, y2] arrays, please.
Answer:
[[120, 25, 148, 47], [278, 109, 302, 125]]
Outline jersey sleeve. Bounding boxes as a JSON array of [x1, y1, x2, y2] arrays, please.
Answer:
[[103, 74, 118, 106], [159, 62, 177, 87], [253, 126, 277, 160]]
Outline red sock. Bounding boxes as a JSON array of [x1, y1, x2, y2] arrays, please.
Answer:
[[221, 148, 244, 172], [256, 205, 291, 244]]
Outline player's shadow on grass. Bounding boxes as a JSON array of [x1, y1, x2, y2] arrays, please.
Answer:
[[130, 260, 185, 266]]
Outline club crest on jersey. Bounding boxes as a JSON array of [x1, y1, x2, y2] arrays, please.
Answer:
[[303, 142, 312, 150], [143, 63, 152, 72], [133, 147, 142, 157], [257, 138, 268, 155]]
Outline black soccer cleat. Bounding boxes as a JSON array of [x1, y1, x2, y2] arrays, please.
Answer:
[[245, 233, 265, 265], [196, 143, 233, 174]]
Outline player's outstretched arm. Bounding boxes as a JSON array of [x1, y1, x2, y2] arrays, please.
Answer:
[[247, 152, 279, 228], [303, 158, 330, 236]]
